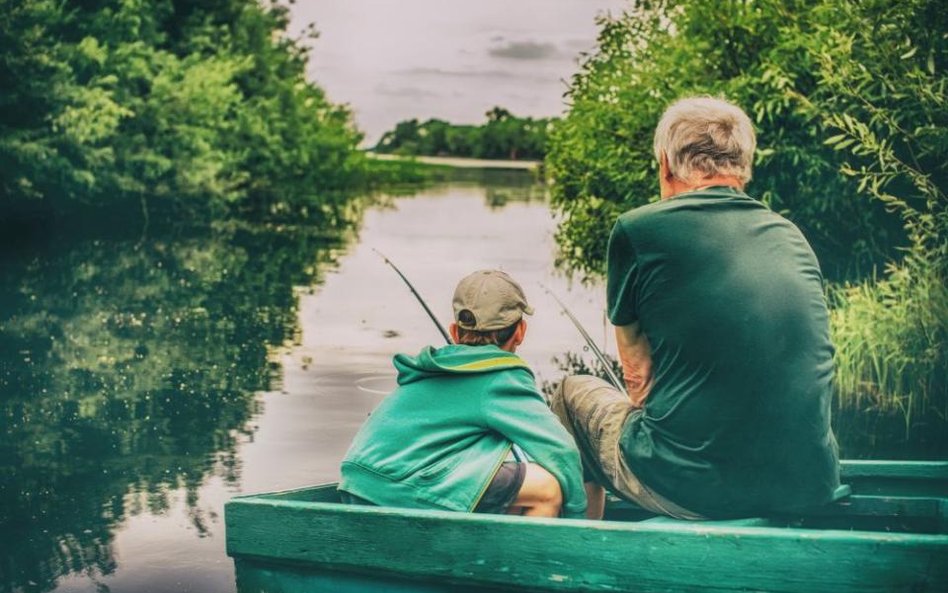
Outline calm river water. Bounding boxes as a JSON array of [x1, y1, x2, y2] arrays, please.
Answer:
[[0, 169, 939, 593], [0, 170, 620, 593]]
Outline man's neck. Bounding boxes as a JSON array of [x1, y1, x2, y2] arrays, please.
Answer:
[[661, 175, 744, 200]]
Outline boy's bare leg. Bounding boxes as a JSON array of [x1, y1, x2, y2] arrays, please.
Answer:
[[506, 463, 562, 517], [584, 482, 606, 520]]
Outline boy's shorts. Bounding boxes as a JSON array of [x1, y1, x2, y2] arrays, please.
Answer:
[[338, 461, 526, 514], [473, 461, 526, 514]]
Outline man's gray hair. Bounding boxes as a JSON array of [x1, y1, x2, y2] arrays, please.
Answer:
[[653, 96, 756, 184]]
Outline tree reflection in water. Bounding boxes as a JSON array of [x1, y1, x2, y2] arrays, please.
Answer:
[[0, 219, 355, 592]]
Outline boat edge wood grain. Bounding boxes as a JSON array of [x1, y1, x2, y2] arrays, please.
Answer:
[[225, 460, 948, 592]]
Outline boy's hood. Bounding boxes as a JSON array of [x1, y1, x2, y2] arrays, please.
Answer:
[[394, 344, 533, 385]]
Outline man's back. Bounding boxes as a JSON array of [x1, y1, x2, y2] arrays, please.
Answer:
[[607, 186, 839, 518]]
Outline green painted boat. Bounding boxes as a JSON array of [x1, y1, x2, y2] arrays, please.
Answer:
[[226, 460, 948, 592]]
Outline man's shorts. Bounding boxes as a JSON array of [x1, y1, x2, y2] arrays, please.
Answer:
[[549, 375, 703, 519]]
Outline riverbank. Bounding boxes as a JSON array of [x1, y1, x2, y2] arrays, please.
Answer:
[[366, 152, 541, 171]]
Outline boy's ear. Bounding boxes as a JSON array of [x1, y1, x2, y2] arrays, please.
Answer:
[[499, 320, 526, 352]]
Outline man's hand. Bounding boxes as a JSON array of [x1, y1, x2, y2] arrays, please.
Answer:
[[615, 323, 653, 408]]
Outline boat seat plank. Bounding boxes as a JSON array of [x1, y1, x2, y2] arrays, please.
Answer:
[[636, 486, 854, 528], [641, 516, 775, 527]]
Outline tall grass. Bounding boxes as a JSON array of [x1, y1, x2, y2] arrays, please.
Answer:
[[830, 247, 948, 432]]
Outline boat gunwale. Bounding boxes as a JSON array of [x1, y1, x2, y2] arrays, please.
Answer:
[[840, 459, 948, 479], [228, 459, 948, 503], [225, 490, 948, 544], [225, 461, 948, 592]]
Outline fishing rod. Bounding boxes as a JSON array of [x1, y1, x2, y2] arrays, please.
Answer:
[[372, 248, 453, 344], [540, 284, 627, 394]]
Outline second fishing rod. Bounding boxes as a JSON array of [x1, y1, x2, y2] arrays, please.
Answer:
[[372, 248, 625, 395]]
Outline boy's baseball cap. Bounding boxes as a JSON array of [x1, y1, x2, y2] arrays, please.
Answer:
[[452, 270, 534, 331]]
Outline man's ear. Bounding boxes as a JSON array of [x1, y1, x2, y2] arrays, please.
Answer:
[[449, 323, 460, 344], [659, 152, 674, 181], [658, 151, 676, 199]]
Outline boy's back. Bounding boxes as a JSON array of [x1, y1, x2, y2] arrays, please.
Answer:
[[339, 270, 587, 518]]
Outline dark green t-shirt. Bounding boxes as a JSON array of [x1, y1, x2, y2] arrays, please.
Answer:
[[607, 186, 839, 518]]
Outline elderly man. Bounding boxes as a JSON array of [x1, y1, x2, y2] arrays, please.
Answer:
[[551, 96, 840, 520]]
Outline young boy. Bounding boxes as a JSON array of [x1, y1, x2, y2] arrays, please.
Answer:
[[338, 270, 587, 518]]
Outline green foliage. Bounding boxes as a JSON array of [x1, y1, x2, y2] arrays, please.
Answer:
[[545, 0, 939, 278], [0, 0, 364, 219], [374, 108, 553, 161], [830, 249, 947, 429], [358, 157, 451, 190], [808, 0, 947, 254], [814, 0, 947, 426], [545, 10, 672, 274]]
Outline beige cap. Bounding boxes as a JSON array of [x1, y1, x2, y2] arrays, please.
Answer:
[[452, 270, 534, 331]]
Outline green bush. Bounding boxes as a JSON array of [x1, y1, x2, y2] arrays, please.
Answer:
[[545, 0, 945, 278], [831, 249, 947, 426], [0, 0, 364, 220]]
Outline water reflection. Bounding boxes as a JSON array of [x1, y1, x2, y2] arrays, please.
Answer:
[[0, 169, 562, 593], [0, 221, 351, 592]]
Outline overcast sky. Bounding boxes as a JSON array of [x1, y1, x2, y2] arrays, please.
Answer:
[[288, 0, 629, 145]]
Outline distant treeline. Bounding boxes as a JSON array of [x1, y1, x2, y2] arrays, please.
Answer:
[[0, 0, 419, 225], [374, 108, 552, 161]]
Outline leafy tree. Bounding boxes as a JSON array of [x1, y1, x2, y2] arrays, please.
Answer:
[[815, 0, 947, 425], [0, 0, 364, 222], [546, 0, 920, 278], [376, 119, 423, 156]]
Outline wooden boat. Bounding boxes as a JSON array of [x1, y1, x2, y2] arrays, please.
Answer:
[[226, 460, 948, 592]]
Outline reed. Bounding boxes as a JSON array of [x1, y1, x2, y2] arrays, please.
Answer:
[[830, 248, 947, 433]]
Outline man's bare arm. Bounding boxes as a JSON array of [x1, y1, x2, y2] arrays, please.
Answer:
[[615, 322, 653, 408]]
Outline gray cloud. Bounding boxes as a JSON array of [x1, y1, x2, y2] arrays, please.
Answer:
[[399, 67, 515, 78], [488, 41, 558, 60], [398, 67, 549, 83], [564, 37, 595, 51], [373, 84, 440, 98]]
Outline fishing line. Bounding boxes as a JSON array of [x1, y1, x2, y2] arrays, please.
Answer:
[[540, 284, 627, 395], [355, 374, 397, 395]]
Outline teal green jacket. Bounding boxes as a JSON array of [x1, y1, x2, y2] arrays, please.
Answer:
[[339, 344, 587, 518]]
